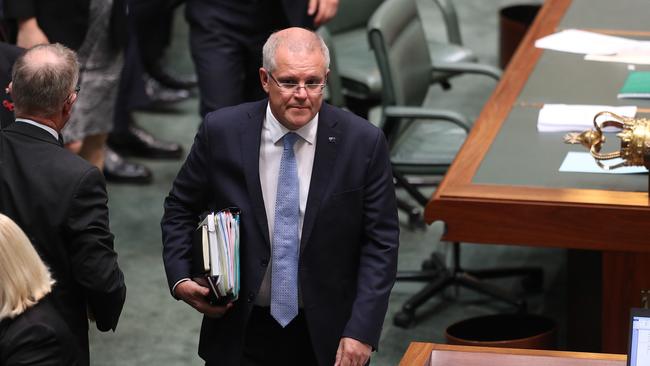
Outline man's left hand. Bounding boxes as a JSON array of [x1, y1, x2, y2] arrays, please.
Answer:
[[308, 0, 339, 27], [334, 337, 371, 366]]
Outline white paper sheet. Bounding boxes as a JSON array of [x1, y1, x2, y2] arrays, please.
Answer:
[[535, 29, 640, 55], [559, 151, 647, 174], [585, 43, 650, 65], [537, 104, 637, 132]]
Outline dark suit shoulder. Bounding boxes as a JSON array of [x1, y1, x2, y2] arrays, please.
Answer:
[[0, 298, 82, 365], [203, 99, 266, 129], [321, 103, 383, 138]]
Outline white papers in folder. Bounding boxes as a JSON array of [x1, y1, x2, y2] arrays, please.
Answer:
[[537, 104, 637, 132], [535, 29, 640, 55], [197, 209, 240, 302], [206, 213, 221, 278]]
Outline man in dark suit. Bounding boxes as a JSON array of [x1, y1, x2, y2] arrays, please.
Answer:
[[162, 28, 399, 365], [0, 44, 127, 366], [187, 0, 338, 117]]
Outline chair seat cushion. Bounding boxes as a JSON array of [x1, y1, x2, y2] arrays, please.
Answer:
[[390, 119, 466, 168]]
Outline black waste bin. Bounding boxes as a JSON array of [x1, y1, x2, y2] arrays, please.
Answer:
[[499, 4, 541, 69], [445, 313, 557, 350]]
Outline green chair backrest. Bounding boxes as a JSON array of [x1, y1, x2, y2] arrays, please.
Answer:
[[368, 0, 432, 107], [326, 0, 385, 34]]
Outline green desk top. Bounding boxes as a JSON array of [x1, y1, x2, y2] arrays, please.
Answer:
[[560, 0, 650, 33], [517, 51, 650, 106], [473, 106, 647, 192]]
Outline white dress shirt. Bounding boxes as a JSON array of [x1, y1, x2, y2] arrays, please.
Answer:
[[256, 103, 318, 306]]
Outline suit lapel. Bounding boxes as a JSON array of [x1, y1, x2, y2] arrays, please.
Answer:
[[240, 101, 272, 247], [301, 104, 340, 251]]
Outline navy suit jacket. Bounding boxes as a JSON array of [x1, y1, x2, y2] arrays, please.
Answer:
[[161, 100, 399, 365]]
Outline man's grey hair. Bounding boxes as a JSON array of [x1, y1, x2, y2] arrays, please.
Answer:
[[262, 29, 330, 73], [11, 43, 80, 117]]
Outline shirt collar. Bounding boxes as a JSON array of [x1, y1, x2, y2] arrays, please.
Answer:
[[264, 103, 318, 145], [15, 118, 59, 140]]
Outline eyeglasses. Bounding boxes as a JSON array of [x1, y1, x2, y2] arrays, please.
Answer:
[[268, 73, 326, 95]]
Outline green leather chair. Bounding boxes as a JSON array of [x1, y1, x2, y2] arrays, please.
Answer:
[[368, 0, 541, 328], [322, 0, 501, 118]]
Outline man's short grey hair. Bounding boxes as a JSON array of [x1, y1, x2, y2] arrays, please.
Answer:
[[11, 43, 80, 117], [262, 29, 330, 73]]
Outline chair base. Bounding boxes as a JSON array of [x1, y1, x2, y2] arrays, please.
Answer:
[[393, 243, 543, 328]]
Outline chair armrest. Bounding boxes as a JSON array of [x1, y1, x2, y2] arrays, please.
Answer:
[[432, 61, 502, 80], [384, 106, 471, 132]]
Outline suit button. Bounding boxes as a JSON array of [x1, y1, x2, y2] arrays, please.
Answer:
[[247, 292, 255, 303], [260, 259, 268, 267]]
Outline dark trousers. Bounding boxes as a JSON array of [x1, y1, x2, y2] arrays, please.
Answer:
[[185, 0, 289, 117], [241, 306, 318, 366]]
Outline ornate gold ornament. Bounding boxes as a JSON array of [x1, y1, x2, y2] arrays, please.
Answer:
[[564, 111, 650, 170]]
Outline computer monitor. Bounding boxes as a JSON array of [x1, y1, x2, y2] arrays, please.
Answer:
[[628, 308, 650, 366]]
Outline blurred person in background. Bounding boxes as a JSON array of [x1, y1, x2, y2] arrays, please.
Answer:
[[186, 0, 339, 117]]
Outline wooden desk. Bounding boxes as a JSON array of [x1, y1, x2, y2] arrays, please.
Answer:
[[425, 0, 650, 353], [399, 343, 626, 366]]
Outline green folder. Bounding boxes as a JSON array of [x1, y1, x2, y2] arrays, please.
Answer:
[[618, 71, 650, 99]]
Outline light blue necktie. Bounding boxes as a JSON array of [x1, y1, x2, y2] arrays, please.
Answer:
[[271, 132, 300, 327]]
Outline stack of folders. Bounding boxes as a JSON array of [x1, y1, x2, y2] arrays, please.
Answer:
[[192, 208, 240, 305]]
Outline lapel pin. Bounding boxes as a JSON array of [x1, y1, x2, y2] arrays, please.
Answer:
[[328, 136, 337, 143]]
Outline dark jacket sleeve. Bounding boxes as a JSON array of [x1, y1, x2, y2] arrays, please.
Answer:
[[341, 128, 399, 350], [161, 118, 211, 292], [65, 167, 126, 332]]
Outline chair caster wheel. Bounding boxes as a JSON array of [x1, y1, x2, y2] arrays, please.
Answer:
[[422, 252, 445, 271], [407, 209, 425, 231], [393, 310, 414, 328], [421, 259, 436, 270], [521, 270, 543, 293]]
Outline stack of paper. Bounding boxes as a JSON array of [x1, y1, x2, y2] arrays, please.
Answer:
[[537, 104, 637, 132], [193, 208, 240, 304]]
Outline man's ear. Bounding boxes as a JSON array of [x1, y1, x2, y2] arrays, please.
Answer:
[[259, 68, 270, 93], [62, 93, 77, 116], [6, 81, 12, 95]]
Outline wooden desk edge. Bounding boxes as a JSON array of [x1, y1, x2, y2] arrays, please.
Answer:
[[399, 342, 626, 366]]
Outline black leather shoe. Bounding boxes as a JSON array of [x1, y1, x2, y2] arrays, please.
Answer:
[[149, 63, 198, 90], [145, 76, 191, 104], [103, 147, 153, 184], [108, 124, 183, 159]]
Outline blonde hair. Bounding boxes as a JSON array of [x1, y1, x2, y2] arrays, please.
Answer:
[[0, 214, 54, 320]]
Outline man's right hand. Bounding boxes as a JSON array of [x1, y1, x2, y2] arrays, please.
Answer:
[[175, 280, 233, 318], [16, 18, 49, 49]]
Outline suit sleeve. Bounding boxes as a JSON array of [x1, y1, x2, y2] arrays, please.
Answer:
[[4, 323, 70, 366], [161, 118, 212, 294], [342, 128, 399, 349], [65, 167, 126, 332]]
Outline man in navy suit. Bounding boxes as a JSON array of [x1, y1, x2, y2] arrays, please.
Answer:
[[161, 28, 399, 365]]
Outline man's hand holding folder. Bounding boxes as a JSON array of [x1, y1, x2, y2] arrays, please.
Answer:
[[174, 280, 233, 318]]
